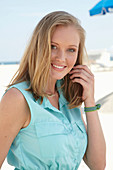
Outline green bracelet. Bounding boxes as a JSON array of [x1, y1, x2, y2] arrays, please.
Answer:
[[84, 104, 101, 112]]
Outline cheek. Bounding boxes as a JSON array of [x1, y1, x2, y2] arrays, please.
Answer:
[[68, 55, 78, 67], [51, 50, 57, 59]]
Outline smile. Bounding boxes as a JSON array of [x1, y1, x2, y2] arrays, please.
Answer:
[[52, 64, 65, 69], [51, 63, 66, 71]]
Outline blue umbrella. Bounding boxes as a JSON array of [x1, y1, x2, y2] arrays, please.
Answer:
[[89, 0, 113, 16]]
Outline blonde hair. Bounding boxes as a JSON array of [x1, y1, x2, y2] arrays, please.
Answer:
[[8, 11, 87, 108]]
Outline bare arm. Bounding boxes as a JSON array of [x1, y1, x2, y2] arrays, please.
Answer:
[[70, 65, 106, 170], [81, 106, 106, 170], [0, 88, 30, 168]]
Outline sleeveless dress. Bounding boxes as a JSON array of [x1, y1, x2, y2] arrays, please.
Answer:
[[6, 81, 87, 170]]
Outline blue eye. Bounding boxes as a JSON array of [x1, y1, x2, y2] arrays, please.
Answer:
[[68, 49, 75, 52], [51, 45, 57, 49]]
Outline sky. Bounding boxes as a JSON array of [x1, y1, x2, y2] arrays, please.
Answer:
[[0, 0, 113, 62]]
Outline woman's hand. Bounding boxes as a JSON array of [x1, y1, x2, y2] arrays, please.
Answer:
[[69, 65, 95, 106]]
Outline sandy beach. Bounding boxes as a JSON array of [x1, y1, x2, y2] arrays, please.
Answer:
[[0, 64, 113, 170]]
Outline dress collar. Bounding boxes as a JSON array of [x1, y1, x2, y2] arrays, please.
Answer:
[[38, 80, 68, 111]]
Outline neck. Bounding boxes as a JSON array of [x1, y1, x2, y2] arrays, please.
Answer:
[[45, 77, 57, 94]]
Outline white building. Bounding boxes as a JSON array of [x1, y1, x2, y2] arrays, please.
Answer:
[[87, 49, 113, 71]]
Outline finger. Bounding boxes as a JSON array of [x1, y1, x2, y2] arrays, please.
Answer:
[[70, 72, 91, 83], [69, 69, 92, 80], [72, 77, 87, 87], [70, 68, 94, 83], [72, 65, 93, 76]]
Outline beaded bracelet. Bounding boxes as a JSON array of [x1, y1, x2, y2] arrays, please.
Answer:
[[84, 104, 101, 112]]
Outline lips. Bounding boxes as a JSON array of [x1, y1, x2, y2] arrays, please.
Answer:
[[51, 63, 66, 71], [52, 64, 66, 69]]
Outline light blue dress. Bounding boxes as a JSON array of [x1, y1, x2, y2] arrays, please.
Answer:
[[6, 81, 87, 170]]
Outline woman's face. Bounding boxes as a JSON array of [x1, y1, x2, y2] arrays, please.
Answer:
[[50, 25, 80, 80]]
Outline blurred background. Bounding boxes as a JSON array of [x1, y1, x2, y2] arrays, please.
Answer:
[[0, 0, 113, 169]]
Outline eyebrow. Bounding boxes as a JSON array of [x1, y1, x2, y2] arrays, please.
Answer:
[[51, 41, 79, 48], [69, 45, 78, 48]]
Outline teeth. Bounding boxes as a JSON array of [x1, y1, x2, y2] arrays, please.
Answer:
[[52, 64, 64, 69]]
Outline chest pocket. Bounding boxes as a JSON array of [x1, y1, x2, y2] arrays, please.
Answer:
[[35, 121, 69, 138], [34, 121, 74, 159]]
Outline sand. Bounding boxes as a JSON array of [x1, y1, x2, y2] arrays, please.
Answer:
[[0, 64, 113, 170]]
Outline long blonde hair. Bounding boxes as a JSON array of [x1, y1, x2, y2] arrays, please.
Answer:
[[8, 11, 87, 108]]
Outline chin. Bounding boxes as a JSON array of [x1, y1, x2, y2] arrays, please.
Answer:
[[55, 77, 64, 80], [50, 71, 68, 81], [50, 75, 64, 81]]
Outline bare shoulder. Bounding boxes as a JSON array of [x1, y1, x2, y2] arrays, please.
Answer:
[[2, 87, 26, 103], [0, 87, 30, 130]]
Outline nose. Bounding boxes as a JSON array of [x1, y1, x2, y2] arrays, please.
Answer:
[[55, 49, 66, 62]]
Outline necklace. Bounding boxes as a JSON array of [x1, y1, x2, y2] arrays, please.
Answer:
[[47, 90, 58, 97], [46, 85, 58, 97]]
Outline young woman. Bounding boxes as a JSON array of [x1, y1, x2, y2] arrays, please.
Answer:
[[0, 11, 106, 169]]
